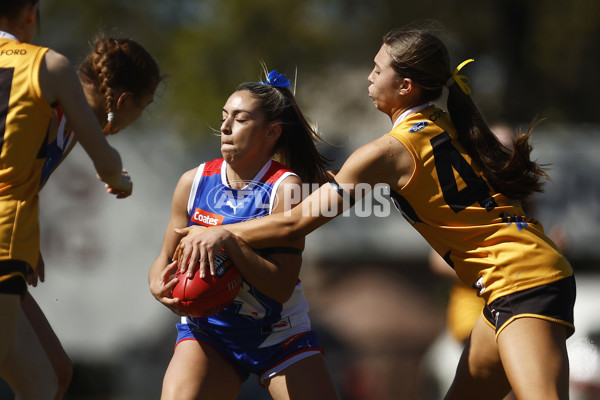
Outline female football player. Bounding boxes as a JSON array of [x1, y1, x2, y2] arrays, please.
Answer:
[[0, 1, 137, 398], [0, 22, 161, 399], [149, 69, 339, 400], [175, 28, 575, 400]]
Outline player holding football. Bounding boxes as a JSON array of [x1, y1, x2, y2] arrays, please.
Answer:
[[174, 29, 576, 399], [149, 70, 339, 399]]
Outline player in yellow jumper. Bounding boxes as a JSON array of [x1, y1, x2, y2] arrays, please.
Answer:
[[174, 28, 575, 399], [0, 1, 132, 398], [22, 36, 159, 400]]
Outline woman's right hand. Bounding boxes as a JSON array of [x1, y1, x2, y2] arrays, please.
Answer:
[[149, 260, 185, 316], [98, 169, 132, 199]]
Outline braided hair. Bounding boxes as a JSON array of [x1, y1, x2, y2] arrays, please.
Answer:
[[78, 37, 161, 134]]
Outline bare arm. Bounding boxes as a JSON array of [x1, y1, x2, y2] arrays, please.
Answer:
[[175, 135, 415, 268], [38, 49, 131, 196], [186, 175, 306, 303], [148, 168, 197, 313], [429, 248, 460, 280], [204, 231, 302, 303]]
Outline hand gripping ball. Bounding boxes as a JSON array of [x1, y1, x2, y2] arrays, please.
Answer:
[[173, 251, 242, 317]]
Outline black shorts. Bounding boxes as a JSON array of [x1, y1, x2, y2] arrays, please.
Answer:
[[0, 260, 29, 297], [482, 275, 576, 338]]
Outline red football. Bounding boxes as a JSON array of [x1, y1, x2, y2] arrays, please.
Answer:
[[172, 251, 242, 317]]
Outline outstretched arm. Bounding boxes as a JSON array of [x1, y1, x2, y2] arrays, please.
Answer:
[[176, 175, 307, 302], [175, 135, 414, 270], [39, 49, 132, 198]]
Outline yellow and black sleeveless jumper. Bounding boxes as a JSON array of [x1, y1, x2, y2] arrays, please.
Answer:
[[387, 104, 572, 305]]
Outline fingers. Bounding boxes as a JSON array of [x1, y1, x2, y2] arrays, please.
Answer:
[[162, 275, 180, 296], [186, 246, 201, 278], [195, 247, 217, 279], [28, 254, 45, 287], [171, 227, 190, 262], [189, 246, 200, 276], [38, 263, 45, 283], [177, 249, 188, 276], [151, 261, 185, 315], [184, 258, 200, 280], [172, 243, 181, 265], [161, 260, 178, 282], [197, 246, 207, 278], [26, 271, 37, 287], [115, 191, 131, 199], [172, 226, 205, 269], [173, 226, 221, 278], [206, 248, 217, 278], [102, 170, 133, 198], [159, 295, 184, 316], [178, 243, 193, 277], [105, 184, 132, 199], [172, 243, 181, 267]]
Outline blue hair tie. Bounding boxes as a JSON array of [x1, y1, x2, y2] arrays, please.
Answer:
[[259, 70, 291, 88]]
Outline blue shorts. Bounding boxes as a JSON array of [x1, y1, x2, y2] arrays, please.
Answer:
[[175, 322, 323, 384]]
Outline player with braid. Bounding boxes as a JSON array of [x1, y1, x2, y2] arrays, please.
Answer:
[[149, 70, 339, 400], [0, 8, 162, 396], [0, 1, 135, 398], [40, 36, 161, 186], [24, 36, 160, 399], [175, 28, 575, 400]]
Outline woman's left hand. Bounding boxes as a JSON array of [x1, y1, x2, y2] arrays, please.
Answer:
[[149, 260, 185, 316]]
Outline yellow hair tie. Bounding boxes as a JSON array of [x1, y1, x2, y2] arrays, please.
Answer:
[[445, 58, 474, 95]]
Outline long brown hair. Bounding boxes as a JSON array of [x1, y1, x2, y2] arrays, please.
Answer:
[[383, 28, 547, 202]]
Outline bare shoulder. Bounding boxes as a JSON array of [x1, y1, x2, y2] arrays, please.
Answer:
[[38, 49, 77, 105], [273, 173, 303, 213], [43, 49, 71, 71], [357, 134, 411, 162], [280, 173, 302, 186], [338, 135, 414, 190], [171, 167, 199, 209], [177, 167, 199, 188]]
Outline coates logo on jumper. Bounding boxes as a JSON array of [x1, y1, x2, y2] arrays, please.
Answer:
[[191, 208, 224, 226], [205, 180, 275, 221]]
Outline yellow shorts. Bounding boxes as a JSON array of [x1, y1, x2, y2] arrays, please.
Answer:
[[0, 196, 40, 273]]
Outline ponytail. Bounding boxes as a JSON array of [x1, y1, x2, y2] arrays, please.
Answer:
[[384, 28, 548, 202], [446, 75, 548, 202]]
